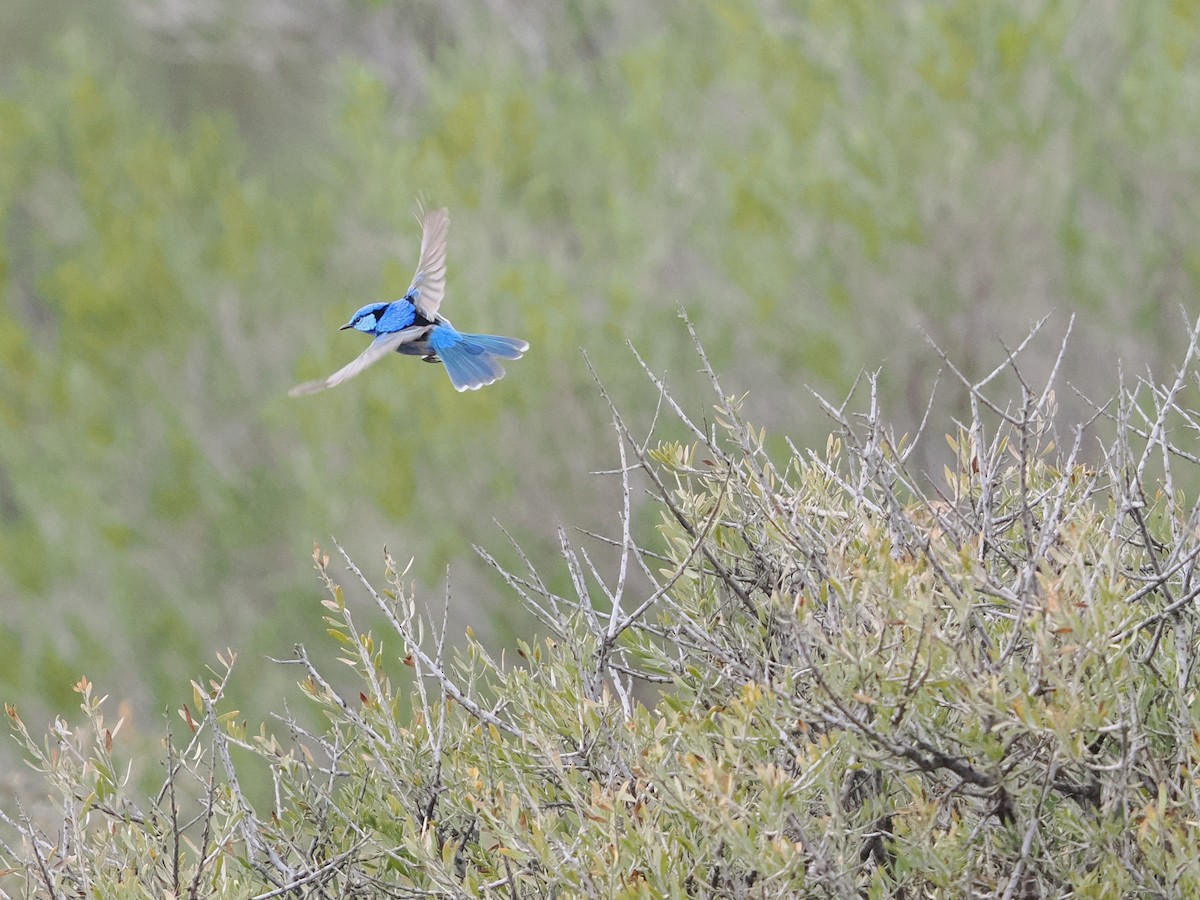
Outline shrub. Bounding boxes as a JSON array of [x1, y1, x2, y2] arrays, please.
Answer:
[[4, 313, 1200, 896]]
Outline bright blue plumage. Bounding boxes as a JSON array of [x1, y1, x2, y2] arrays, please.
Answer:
[[289, 207, 528, 397], [422, 324, 528, 391], [373, 301, 417, 334]]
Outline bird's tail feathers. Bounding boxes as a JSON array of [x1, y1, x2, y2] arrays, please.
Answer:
[[430, 328, 528, 392], [456, 332, 529, 360], [439, 342, 506, 392]]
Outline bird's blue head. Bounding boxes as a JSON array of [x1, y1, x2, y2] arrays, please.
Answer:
[[341, 302, 392, 335]]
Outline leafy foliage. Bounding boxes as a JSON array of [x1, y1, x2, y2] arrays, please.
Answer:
[[5, 318, 1200, 895]]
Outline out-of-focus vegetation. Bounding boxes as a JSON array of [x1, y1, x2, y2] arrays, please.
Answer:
[[6, 321, 1200, 895], [2, 0, 1200, 744]]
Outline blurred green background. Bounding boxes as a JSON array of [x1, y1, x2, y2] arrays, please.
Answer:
[[1, 0, 1198, 733]]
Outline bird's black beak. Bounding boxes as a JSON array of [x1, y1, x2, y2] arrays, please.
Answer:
[[339, 323, 353, 331]]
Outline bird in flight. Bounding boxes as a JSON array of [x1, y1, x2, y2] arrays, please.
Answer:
[[289, 207, 528, 396]]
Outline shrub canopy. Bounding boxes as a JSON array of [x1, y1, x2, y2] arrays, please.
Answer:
[[5, 318, 1200, 896]]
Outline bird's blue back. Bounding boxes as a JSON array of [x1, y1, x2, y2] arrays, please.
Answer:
[[376, 300, 417, 333], [347, 299, 418, 336]]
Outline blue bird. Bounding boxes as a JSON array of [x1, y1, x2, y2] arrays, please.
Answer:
[[289, 207, 528, 396]]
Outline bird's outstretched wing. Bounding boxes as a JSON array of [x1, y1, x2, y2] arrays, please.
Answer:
[[406, 206, 450, 319], [288, 326, 428, 396]]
